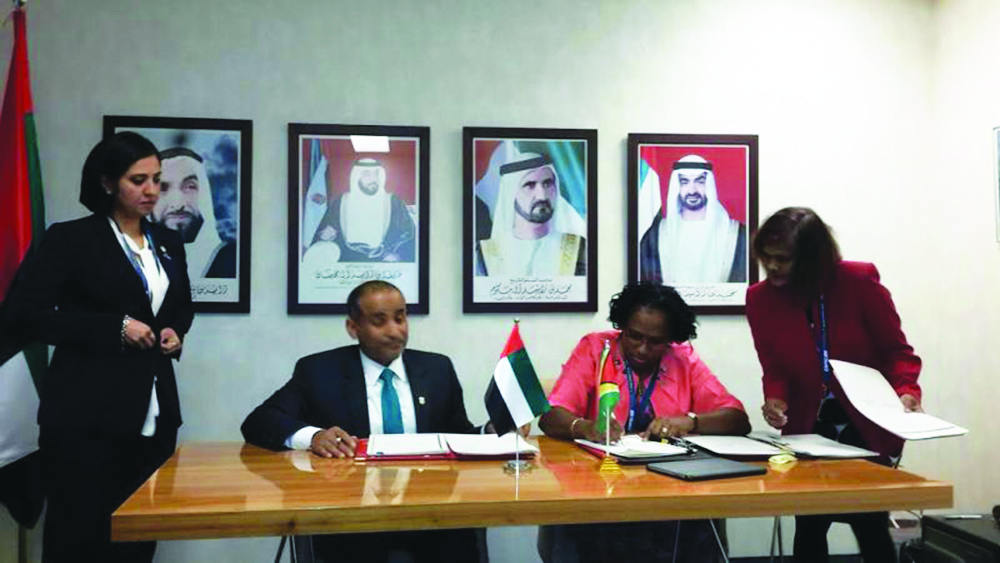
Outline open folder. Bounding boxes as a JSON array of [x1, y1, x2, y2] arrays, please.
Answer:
[[830, 360, 968, 441], [575, 435, 689, 463], [685, 433, 878, 459], [356, 433, 539, 461]]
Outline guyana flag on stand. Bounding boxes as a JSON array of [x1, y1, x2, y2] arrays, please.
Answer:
[[0, 3, 46, 529], [484, 323, 550, 436], [594, 382, 620, 434]]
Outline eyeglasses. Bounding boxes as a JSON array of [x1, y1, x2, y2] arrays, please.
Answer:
[[621, 329, 670, 350]]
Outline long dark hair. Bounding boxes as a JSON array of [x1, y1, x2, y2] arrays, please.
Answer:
[[752, 207, 841, 292], [79, 132, 159, 214]]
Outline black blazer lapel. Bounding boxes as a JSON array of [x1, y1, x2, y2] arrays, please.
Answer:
[[404, 352, 431, 432], [341, 348, 371, 437], [94, 216, 154, 318], [151, 231, 181, 325]]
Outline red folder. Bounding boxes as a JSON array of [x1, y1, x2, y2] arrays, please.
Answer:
[[353, 438, 457, 462], [354, 438, 537, 462]]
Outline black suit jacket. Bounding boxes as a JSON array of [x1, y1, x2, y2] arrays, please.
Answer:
[[241, 345, 477, 450], [7, 214, 194, 434]]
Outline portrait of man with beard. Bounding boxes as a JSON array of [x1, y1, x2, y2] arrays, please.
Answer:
[[475, 148, 587, 277], [639, 154, 747, 284], [151, 148, 236, 279]]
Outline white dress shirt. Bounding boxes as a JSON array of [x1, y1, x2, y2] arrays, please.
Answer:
[[108, 218, 170, 437], [286, 349, 417, 450]]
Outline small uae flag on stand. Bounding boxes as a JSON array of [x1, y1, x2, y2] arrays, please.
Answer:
[[484, 322, 550, 436]]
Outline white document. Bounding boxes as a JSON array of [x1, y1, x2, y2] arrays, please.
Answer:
[[830, 360, 968, 441], [442, 433, 539, 456], [747, 431, 878, 458], [367, 433, 449, 456], [685, 435, 784, 457], [576, 434, 687, 459]]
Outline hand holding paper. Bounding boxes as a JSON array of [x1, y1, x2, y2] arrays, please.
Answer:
[[830, 360, 966, 440], [900, 393, 922, 413]]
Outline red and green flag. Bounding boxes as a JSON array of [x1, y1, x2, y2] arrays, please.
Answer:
[[594, 341, 618, 433], [0, 3, 46, 529], [484, 323, 550, 436], [594, 383, 620, 434]]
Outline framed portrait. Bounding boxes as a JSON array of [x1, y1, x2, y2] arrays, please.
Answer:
[[288, 124, 429, 315], [463, 127, 598, 313], [627, 133, 758, 314], [104, 116, 252, 313]]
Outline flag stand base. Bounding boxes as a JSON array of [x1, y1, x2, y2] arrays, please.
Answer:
[[599, 455, 622, 474], [504, 460, 534, 474]]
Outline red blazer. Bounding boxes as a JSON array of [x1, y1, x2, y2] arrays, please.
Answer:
[[746, 261, 921, 459]]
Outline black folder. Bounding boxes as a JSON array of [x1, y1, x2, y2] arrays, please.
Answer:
[[647, 457, 767, 481]]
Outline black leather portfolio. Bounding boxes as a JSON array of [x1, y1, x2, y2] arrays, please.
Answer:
[[647, 457, 766, 481]]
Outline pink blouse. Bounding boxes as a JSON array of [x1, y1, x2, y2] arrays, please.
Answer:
[[548, 330, 745, 427]]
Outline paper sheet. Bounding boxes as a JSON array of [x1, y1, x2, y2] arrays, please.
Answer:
[[830, 360, 968, 441], [367, 433, 449, 456], [748, 431, 878, 458], [684, 435, 784, 457], [575, 434, 687, 459], [442, 433, 539, 456]]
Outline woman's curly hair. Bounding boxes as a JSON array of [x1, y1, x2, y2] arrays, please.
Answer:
[[608, 281, 697, 344]]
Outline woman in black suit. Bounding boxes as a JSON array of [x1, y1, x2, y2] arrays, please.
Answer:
[[9, 132, 194, 562]]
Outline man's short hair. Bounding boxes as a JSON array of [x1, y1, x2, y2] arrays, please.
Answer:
[[608, 281, 698, 344], [346, 280, 403, 320]]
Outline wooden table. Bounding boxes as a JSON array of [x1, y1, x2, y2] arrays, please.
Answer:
[[112, 437, 952, 541]]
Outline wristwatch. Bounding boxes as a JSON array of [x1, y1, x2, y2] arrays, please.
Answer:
[[686, 412, 699, 434]]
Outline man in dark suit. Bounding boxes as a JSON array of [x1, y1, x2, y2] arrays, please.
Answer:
[[241, 280, 483, 563]]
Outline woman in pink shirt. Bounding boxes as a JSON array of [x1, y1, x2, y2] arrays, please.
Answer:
[[538, 282, 749, 562], [541, 282, 749, 442]]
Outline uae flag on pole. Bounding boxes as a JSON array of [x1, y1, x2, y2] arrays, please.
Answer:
[[0, 3, 47, 529], [484, 323, 550, 436]]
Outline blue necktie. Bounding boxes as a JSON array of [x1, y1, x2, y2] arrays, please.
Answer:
[[380, 368, 404, 434]]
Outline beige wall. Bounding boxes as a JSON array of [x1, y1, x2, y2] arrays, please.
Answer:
[[3, 0, 997, 560]]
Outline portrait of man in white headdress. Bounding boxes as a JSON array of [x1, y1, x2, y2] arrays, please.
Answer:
[[151, 147, 236, 279], [311, 157, 416, 263], [639, 154, 746, 284], [475, 145, 587, 277]]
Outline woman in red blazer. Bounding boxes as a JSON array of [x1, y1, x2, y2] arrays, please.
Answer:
[[746, 207, 921, 563]]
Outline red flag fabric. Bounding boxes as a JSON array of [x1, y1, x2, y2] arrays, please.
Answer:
[[500, 322, 525, 357], [0, 6, 44, 300], [0, 5, 46, 530]]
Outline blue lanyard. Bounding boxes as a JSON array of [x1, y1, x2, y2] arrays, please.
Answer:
[[623, 360, 659, 433], [814, 294, 831, 383], [111, 220, 162, 302]]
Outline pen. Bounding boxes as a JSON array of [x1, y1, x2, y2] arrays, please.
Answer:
[[943, 514, 984, 520]]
